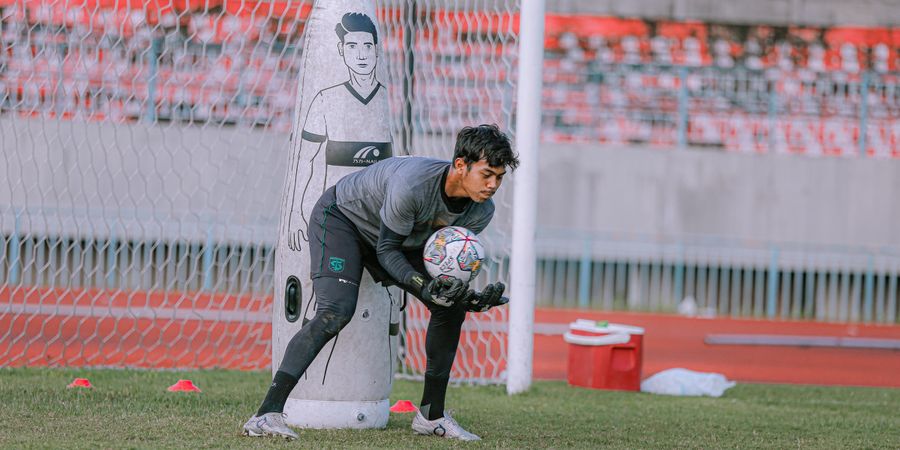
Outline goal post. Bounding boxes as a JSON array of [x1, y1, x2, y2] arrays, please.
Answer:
[[507, 0, 544, 395]]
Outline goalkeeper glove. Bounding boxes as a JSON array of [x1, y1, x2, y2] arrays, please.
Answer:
[[463, 282, 509, 312], [409, 274, 468, 307]]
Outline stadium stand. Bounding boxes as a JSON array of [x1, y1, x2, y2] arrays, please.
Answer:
[[1, 2, 898, 156]]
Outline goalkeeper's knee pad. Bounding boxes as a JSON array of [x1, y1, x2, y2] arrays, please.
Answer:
[[312, 276, 359, 336]]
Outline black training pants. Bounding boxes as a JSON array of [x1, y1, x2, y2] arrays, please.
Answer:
[[277, 187, 466, 399]]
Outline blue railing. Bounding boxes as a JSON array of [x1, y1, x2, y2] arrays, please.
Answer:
[[534, 228, 900, 323], [3, 213, 898, 324]]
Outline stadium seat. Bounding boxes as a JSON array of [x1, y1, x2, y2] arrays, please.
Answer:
[[2, 6, 898, 153]]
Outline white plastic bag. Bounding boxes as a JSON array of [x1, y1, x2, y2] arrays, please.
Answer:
[[640, 368, 736, 397]]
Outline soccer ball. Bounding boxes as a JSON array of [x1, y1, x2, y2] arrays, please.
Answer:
[[423, 226, 485, 284]]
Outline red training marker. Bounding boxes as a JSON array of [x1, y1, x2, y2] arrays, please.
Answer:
[[67, 378, 92, 389], [167, 379, 201, 392], [389, 400, 417, 413]]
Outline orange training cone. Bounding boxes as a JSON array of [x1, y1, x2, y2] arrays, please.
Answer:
[[67, 378, 92, 389], [167, 379, 201, 392], [389, 400, 417, 413]]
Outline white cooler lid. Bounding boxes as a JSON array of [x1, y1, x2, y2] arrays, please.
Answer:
[[570, 319, 645, 335]]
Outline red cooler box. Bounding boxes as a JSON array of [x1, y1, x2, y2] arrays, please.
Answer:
[[564, 319, 645, 391]]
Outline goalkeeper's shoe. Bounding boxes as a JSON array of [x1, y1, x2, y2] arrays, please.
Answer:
[[411, 410, 481, 441], [242, 412, 299, 440]]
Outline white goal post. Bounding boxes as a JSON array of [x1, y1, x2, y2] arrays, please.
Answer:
[[507, 0, 544, 395]]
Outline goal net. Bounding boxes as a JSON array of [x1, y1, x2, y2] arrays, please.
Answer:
[[0, 0, 520, 383]]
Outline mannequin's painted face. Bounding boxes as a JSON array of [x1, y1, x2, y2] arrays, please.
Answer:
[[339, 31, 376, 76]]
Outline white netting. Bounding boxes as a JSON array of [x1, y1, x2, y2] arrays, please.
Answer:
[[378, 1, 519, 383], [0, 0, 519, 381]]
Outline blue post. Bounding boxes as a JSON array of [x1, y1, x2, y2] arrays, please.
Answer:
[[863, 255, 874, 323], [766, 247, 779, 318], [859, 71, 869, 157], [673, 243, 685, 304], [145, 37, 161, 123], [55, 50, 65, 118], [677, 66, 688, 148], [767, 84, 777, 153], [202, 226, 215, 291], [9, 213, 21, 285], [578, 238, 592, 308], [106, 231, 118, 289]]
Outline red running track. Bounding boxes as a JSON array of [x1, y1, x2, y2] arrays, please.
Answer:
[[0, 286, 271, 370], [2, 287, 898, 387]]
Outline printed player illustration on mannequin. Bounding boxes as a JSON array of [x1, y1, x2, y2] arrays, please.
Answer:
[[286, 12, 392, 253], [276, 10, 399, 396]]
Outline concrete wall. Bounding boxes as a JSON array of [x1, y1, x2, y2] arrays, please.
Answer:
[[539, 144, 900, 251], [3, 118, 899, 257], [0, 117, 287, 243], [549, 0, 900, 27]]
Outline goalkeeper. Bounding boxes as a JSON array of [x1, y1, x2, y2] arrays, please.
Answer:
[[243, 124, 519, 441]]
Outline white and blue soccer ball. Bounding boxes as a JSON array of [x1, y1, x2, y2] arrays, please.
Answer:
[[423, 226, 485, 284]]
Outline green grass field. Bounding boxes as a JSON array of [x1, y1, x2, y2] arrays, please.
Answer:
[[0, 368, 897, 449]]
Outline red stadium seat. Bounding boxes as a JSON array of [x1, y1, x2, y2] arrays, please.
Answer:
[[4, 5, 899, 156]]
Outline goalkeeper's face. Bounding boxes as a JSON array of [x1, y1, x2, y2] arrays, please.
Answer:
[[339, 32, 377, 76], [456, 158, 506, 203]]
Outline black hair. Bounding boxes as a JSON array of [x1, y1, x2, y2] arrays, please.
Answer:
[[335, 13, 378, 45], [453, 124, 519, 170]]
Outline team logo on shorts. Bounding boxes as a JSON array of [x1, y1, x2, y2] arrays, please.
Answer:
[[329, 257, 345, 273]]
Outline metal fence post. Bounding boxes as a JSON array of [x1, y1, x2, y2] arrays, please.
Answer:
[[55, 43, 66, 118], [673, 243, 685, 304], [859, 71, 869, 157], [10, 212, 21, 285], [677, 66, 688, 148], [145, 37, 161, 123], [767, 247, 779, 318], [106, 225, 118, 289], [864, 254, 874, 322], [578, 238, 592, 308], [202, 225, 215, 291], [767, 80, 777, 153]]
